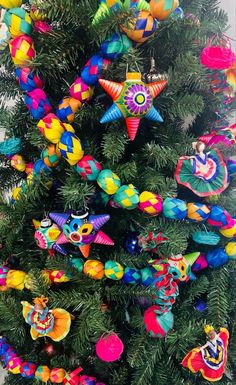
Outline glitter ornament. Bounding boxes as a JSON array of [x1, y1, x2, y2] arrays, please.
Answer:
[[187, 202, 210, 222], [4, 8, 32, 38], [50, 368, 66, 383], [37, 113, 66, 144], [163, 197, 187, 220], [56, 97, 81, 123], [150, 0, 179, 20], [144, 306, 174, 337], [96, 333, 124, 362], [0, 0, 22, 7], [57, 131, 84, 166], [9, 35, 35, 66], [104, 260, 124, 280], [70, 77, 94, 103], [83, 260, 104, 280], [25, 89, 52, 120], [112, 184, 139, 209], [139, 191, 163, 216], [99, 72, 166, 140], [20, 362, 37, 378], [81, 54, 110, 86], [75, 155, 102, 181], [120, 10, 158, 44], [15, 67, 44, 92], [101, 32, 132, 60], [10, 154, 26, 172], [97, 169, 121, 195], [122, 267, 141, 284], [35, 365, 51, 382], [41, 144, 61, 168]]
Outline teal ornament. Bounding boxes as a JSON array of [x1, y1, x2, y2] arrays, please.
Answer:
[[122, 267, 141, 284], [104, 260, 124, 280], [97, 169, 121, 195], [141, 267, 155, 286], [70, 258, 84, 272], [0, 137, 22, 156], [144, 306, 174, 337], [163, 198, 187, 220], [101, 33, 132, 60], [113, 184, 139, 209], [192, 231, 220, 245]]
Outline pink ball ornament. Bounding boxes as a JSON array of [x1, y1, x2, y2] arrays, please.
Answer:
[[200, 45, 236, 70], [20, 362, 37, 378], [70, 77, 94, 104], [96, 333, 124, 362], [139, 191, 163, 216], [7, 356, 22, 374]]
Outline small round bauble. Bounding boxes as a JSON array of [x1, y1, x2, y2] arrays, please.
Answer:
[[9, 35, 35, 66], [57, 131, 84, 166], [139, 191, 163, 216], [70, 77, 94, 103], [7, 356, 22, 374], [56, 97, 81, 123], [41, 144, 61, 168], [141, 267, 155, 286], [206, 248, 229, 268], [104, 260, 124, 280], [70, 257, 84, 272], [124, 231, 142, 255], [0, 21, 10, 50], [194, 299, 207, 312], [101, 32, 132, 60], [35, 366, 51, 382], [80, 375, 96, 385], [0, 0, 22, 8], [0, 266, 10, 286], [120, 11, 158, 44], [37, 113, 65, 144], [163, 197, 187, 220], [10, 154, 26, 172], [113, 184, 139, 209], [122, 267, 141, 285], [187, 202, 210, 222], [20, 362, 37, 378], [96, 333, 124, 362], [97, 169, 121, 195], [219, 220, 236, 238], [207, 205, 232, 227], [15, 67, 44, 92], [33, 159, 52, 176], [4, 8, 32, 38], [41, 342, 62, 358], [83, 260, 104, 280], [75, 155, 102, 181], [150, 0, 179, 20], [50, 368, 66, 383], [225, 242, 236, 259], [144, 306, 174, 337]]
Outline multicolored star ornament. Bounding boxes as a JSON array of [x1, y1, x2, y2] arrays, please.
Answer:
[[33, 218, 67, 256], [49, 211, 114, 258], [99, 72, 167, 140]]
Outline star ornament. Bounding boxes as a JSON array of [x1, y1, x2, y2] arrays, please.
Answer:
[[99, 72, 167, 140]]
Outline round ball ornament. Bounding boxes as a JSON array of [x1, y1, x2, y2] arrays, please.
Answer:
[[194, 299, 207, 312], [37, 113, 65, 144], [96, 333, 124, 362], [123, 231, 142, 255], [4, 7, 32, 38], [163, 197, 187, 220], [120, 10, 158, 44], [56, 97, 81, 123], [7, 356, 22, 374], [50, 368, 66, 383], [0, 0, 22, 8], [0, 21, 10, 50], [20, 362, 37, 378], [41, 144, 61, 168], [187, 202, 210, 222], [101, 32, 132, 60], [81, 54, 110, 86], [104, 260, 124, 280], [150, 0, 179, 20], [225, 242, 236, 259], [122, 267, 141, 284], [57, 131, 84, 166], [75, 155, 102, 181], [15, 67, 44, 92], [113, 184, 139, 209], [9, 35, 35, 66], [35, 366, 51, 382], [139, 191, 163, 216], [97, 169, 121, 195], [70, 77, 94, 103], [83, 260, 104, 280], [25, 88, 52, 120], [144, 306, 174, 337]]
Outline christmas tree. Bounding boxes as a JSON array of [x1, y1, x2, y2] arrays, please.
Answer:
[[0, 0, 236, 384]]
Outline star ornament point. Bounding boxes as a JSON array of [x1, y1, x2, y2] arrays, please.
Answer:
[[99, 72, 167, 140]]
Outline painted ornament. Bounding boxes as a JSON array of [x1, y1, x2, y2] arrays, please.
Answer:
[[168, 253, 199, 283], [96, 333, 124, 362], [99, 72, 167, 140], [150, 0, 179, 20], [49, 211, 114, 258], [33, 218, 66, 256]]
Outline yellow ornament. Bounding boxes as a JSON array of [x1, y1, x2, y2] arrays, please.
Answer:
[[225, 242, 236, 258], [37, 113, 65, 144], [0, 0, 22, 8], [30, 6, 47, 21], [220, 221, 236, 238], [57, 131, 84, 166], [97, 169, 121, 195], [10, 154, 26, 172], [6, 270, 26, 290], [83, 260, 104, 280], [12, 186, 22, 201]]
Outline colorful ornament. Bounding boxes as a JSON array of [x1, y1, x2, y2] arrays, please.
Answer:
[[219, 220, 236, 238], [10, 154, 26, 172], [20, 362, 37, 379], [139, 191, 163, 216], [225, 242, 236, 259], [149, 0, 179, 20], [104, 260, 124, 280], [206, 248, 229, 268], [97, 169, 121, 195], [182, 326, 229, 382], [163, 197, 187, 220], [95, 333, 124, 362], [50, 368, 66, 383], [57, 131, 84, 166], [49, 211, 114, 258], [70, 77, 94, 103], [140, 267, 155, 286], [187, 202, 210, 222], [56, 97, 81, 123], [120, 10, 158, 44], [144, 306, 174, 337], [192, 253, 208, 272], [25, 89, 52, 120], [35, 365, 51, 382], [21, 296, 72, 341], [0, 137, 22, 156], [7, 356, 22, 374], [123, 231, 142, 254], [33, 159, 52, 176], [6, 269, 26, 290], [168, 254, 192, 283], [75, 155, 102, 181], [138, 231, 168, 253], [201, 43, 236, 70], [9, 35, 35, 66], [41, 144, 61, 168], [70, 258, 84, 272], [83, 260, 104, 280], [112, 184, 139, 209], [192, 231, 220, 245], [33, 218, 66, 256], [37, 113, 66, 144], [25, 162, 34, 174], [207, 205, 232, 227], [175, 141, 229, 197], [63, 368, 83, 385], [101, 33, 132, 60], [99, 72, 166, 140], [122, 267, 141, 284], [15, 67, 44, 92], [0, 0, 22, 8], [81, 55, 110, 86], [4, 8, 32, 38]]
